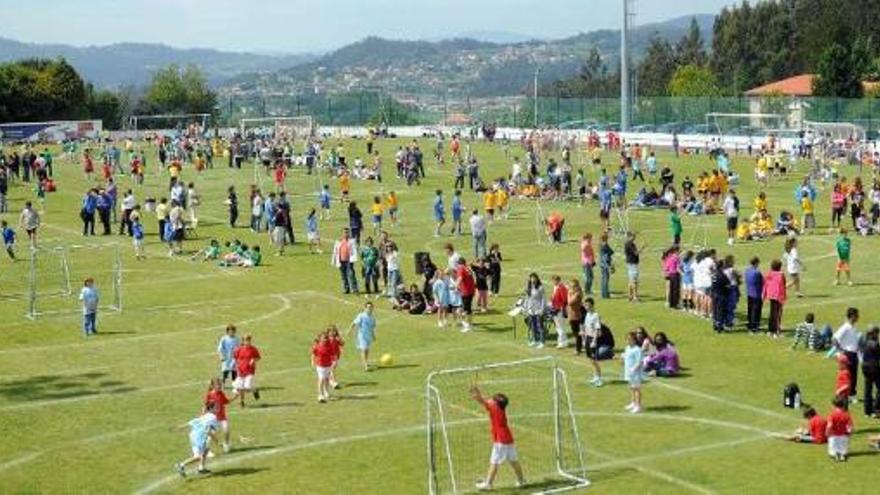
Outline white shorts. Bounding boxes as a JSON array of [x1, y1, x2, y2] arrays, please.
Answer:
[[828, 435, 849, 456], [682, 282, 694, 291], [219, 419, 229, 432], [490, 443, 518, 464], [316, 366, 332, 379], [233, 374, 255, 391]]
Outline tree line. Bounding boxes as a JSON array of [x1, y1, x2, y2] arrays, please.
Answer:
[[0, 58, 217, 129], [547, 0, 880, 99]]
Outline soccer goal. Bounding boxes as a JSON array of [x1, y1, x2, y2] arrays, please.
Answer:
[[426, 357, 589, 494], [239, 116, 314, 141], [20, 243, 123, 320], [129, 113, 211, 140], [706, 112, 786, 141], [803, 121, 865, 142]]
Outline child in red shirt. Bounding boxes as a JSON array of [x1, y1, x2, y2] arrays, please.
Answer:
[[203, 377, 231, 452], [835, 354, 852, 399], [786, 407, 827, 444], [231, 334, 261, 407], [470, 386, 526, 491], [327, 325, 344, 390], [312, 331, 335, 403], [826, 396, 854, 461]]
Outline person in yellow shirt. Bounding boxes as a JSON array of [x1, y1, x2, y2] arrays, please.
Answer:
[[801, 191, 815, 233], [483, 188, 496, 222], [494, 186, 509, 220], [155, 197, 169, 240], [339, 171, 351, 203], [385, 191, 399, 226], [755, 155, 769, 187], [370, 196, 384, 235], [754, 191, 768, 213]]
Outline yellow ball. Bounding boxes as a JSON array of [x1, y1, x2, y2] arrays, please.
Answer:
[[379, 353, 394, 366]]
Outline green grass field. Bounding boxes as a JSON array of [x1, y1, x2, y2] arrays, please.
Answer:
[[0, 136, 878, 494]]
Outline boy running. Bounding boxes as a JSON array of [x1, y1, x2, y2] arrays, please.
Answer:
[[217, 324, 240, 386], [174, 402, 220, 477], [1, 220, 15, 260], [231, 334, 261, 406], [470, 385, 526, 491]]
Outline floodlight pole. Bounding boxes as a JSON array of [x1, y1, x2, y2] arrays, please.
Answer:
[[620, 0, 631, 131], [534, 67, 540, 129]]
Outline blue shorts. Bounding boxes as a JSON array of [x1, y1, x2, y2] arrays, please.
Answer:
[[435, 215, 445, 222], [357, 337, 373, 350], [372, 215, 382, 224]]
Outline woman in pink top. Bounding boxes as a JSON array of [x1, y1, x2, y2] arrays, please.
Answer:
[[831, 184, 846, 229], [762, 259, 787, 337], [580, 233, 596, 295], [661, 245, 681, 309]]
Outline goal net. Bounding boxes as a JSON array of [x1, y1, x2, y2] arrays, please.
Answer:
[[706, 112, 786, 141], [803, 121, 865, 143], [239, 116, 314, 141], [426, 357, 588, 494], [17, 244, 123, 320], [129, 113, 211, 140]]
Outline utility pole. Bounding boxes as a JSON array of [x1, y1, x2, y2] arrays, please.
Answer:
[[534, 67, 540, 129], [621, 0, 631, 131]]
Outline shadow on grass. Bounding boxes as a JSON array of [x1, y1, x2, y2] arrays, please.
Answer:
[[95, 330, 137, 335], [0, 372, 139, 402], [210, 467, 270, 478], [343, 381, 378, 387], [374, 364, 419, 371], [229, 445, 278, 454], [645, 404, 692, 413], [252, 401, 302, 410], [335, 394, 377, 401], [847, 449, 880, 458]]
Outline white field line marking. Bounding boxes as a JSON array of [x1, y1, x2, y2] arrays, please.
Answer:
[[0, 452, 42, 472], [588, 434, 770, 471], [0, 294, 294, 355], [0, 344, 482, 413], [133, 410, 766, 495]]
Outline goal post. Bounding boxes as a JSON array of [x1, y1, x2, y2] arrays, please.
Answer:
[[802, 121, 865, 142], [22, 243, 123, 320], [239, 116, 314, 141], [705, 112, 786, 137], [426, 357, 589, 494], [129, 113, 211, 140]]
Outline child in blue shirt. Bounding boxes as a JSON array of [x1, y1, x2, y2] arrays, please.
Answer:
[[433, 190, 446, 237], [175, 402, 220, 477], [132, 218, 145, 260], [451, 190, 464, 235], [319, 184, 331, 219], [1, 220, 15, 260], [623, 331, 644, 414]]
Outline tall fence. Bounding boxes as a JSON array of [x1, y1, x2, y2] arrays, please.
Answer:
[[216, 93, 880, 135]]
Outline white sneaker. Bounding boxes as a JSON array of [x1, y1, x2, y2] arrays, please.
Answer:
[[515, 480, 526, 488], [206, 450, 216, 458], [222, 443, 230, 453], [475, 481, 492, 491], [437, 321, 444, 328], [624, 402, 635, 411], [556, 341, 567, 349], [535, 343, 545, 349], [460, 326, 471, 333], [727, 238, 734, 246], [527, 341, 536, 347], [630, 406, 641, 414]]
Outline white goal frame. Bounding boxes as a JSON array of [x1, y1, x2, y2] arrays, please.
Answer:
[[129, 113, 211, 139], [803, 121, 866, 142], [239, 116, 314, 140], [426, 356, 589, 495], [705, 112, 786, 136]]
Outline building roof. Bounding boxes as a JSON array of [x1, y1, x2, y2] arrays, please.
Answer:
[[745, 74, 816, 97], [746, 73, 880, 97]]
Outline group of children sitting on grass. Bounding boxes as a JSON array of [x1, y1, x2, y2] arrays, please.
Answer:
[[190, 239, 262, 268]]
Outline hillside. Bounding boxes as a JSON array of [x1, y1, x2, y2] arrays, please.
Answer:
[[223, 14, 714, 98], [0, 38, 316, 88]]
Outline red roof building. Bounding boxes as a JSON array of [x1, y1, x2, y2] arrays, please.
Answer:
[[746, 74, 879, 97]]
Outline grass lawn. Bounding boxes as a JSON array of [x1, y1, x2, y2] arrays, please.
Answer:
[[0, 136, 877, 494]]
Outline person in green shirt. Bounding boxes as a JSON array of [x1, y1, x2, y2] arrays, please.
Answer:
[[360, 237, 380, 294], [669, 206, 683, 245], [835, 228, 852, 286], [245, 246, 262, 267]]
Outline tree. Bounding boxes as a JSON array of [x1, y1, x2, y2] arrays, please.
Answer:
[[638, 36, 677, 96], [675, 17, 707, 67], [86, 85, 124, 130], [813, 43, 863, 97], [0, 58, 89, 122], [667, 65, 721, 97], [142, 64, 217, 115]]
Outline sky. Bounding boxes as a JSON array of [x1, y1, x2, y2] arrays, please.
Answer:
[[0, 0, 738, 53]]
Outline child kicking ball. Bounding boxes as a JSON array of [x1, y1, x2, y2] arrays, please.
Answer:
[[470, 385, 526, 491], [175, 402, 220, 477]]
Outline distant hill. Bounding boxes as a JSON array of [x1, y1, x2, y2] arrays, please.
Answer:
[[223, 14, 714, 98], [0, 38, 316, 88]]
